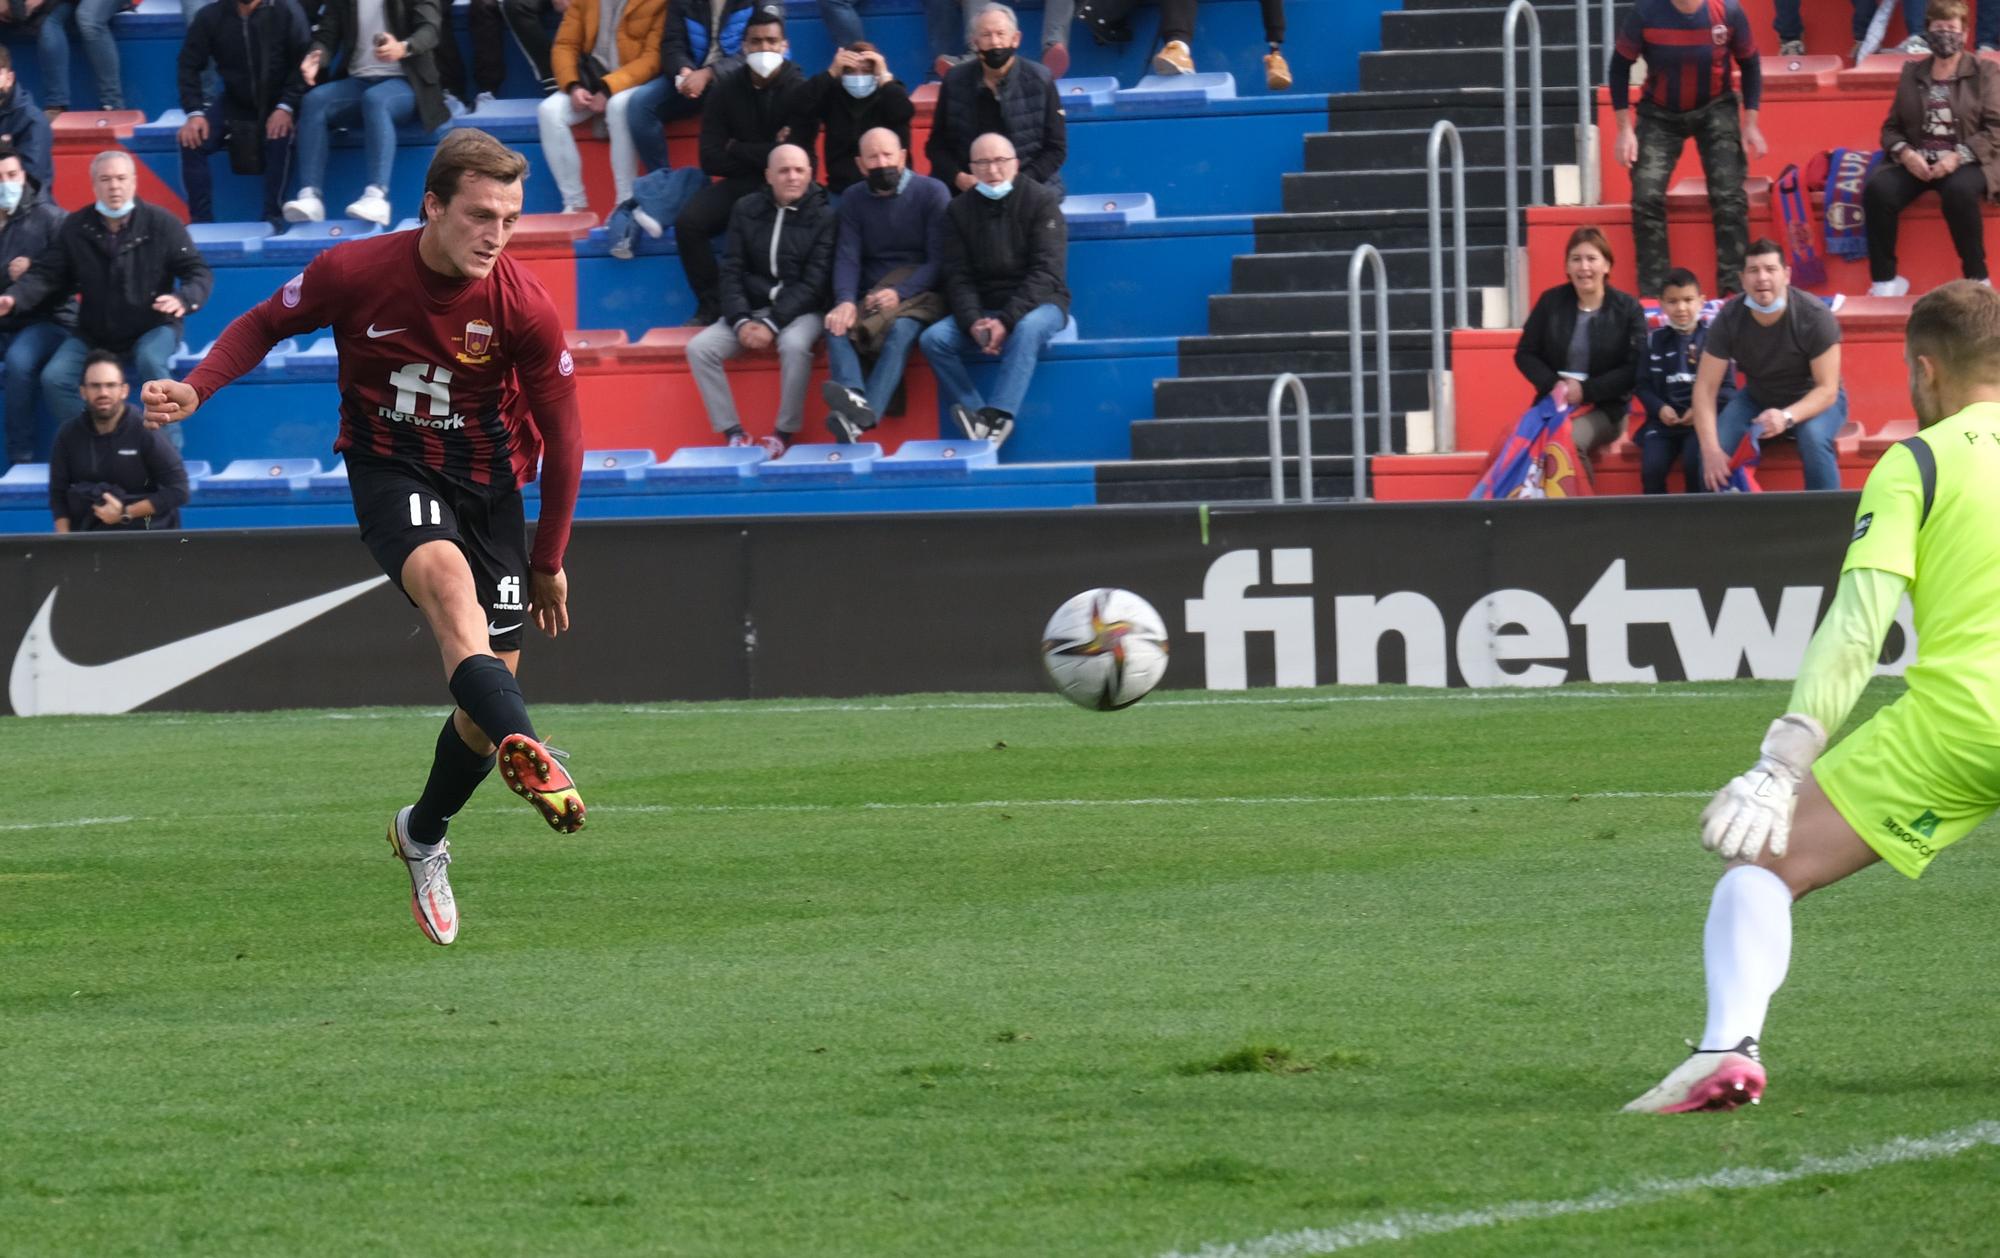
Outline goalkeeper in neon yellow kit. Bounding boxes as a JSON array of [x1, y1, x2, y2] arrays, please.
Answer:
[[1628, 280, 2000, 1114]]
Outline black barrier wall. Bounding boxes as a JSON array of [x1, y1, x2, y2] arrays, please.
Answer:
[[0, 494, 1896, 715]]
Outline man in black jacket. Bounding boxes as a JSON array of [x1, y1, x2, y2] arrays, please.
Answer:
[[0, 151, 213, 428], [0, 145, 72, 467], [673, 7, 819, 323], [49, 351, 189, 531], [685, 143, 834, 454], [926, 4, 1065, 196], [0, 49, 52, 189], [918, 132, 1069, 449], [178, 0, 313, 228]]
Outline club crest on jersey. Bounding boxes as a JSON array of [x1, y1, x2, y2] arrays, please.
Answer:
[[455, 318, 495, 366]]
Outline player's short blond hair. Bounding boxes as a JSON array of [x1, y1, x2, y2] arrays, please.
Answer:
[[424, 129, 529, 208], [1907, 280, 2000, 386]]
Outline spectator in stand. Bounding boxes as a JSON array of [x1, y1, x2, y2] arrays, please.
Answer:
[[1864, 0, 2000, 296], [822, 126, 950, 442], [178, 0, 313, 231], [686, 143, 833, 455], [804, 42, 912, 197], [924, 0, 1071, 80], [32, 0, 126, 114], [0, 151, 212, 428], [673, 7, 818, 324], [49, 350, 187, 531], [919, 132, 1069, 449], [1611, 0, 1768, 298], [1151, 0, 1293, 90], [0, 47, 52, 187], [1773, 0, 1930, 58], [536, 0, 667, 215], [625, 0, 751, 178], [1690, 238, 1847, 492], [472, 0, 559, 97], [0, 143, 73, 468], [927, 5, 1065, 196], [1635, 266, 1734, 494], [282, 0, 457, 227], [1511, 225, 1648, 471]]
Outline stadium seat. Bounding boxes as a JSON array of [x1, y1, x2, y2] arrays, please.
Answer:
[[306, 461, 349, 492], [872, 439, 999, 481], [187, 221, 277, 258], [260, 222, 389, 263], [580, 449, 657, 485], [1060, 193, 1157, 237], [1051, 77, 1123, 116], [199, 457, 323, 498], [1115, 72, 1238, 108], [756, 442, 884, 482], [171, 337, 297, 379], [0, 462, 48, 503], [640, 445, 770, 489]]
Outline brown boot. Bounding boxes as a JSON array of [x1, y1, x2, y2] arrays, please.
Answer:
[[1264, 50, 1293, 90], [1152, 40, 1195, 75]]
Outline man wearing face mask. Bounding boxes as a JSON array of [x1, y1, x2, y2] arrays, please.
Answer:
[[927, 4, 1065, 197], [0, 48, 53, 190], [822, 126, 950, 442], [671, 6, 819, 324], [0, 143, 73, 468], [0, 151, 213, 430], [1687, 238, 1847, 492], [918, 131, 1069, 449], [804, 41, 912, 197]]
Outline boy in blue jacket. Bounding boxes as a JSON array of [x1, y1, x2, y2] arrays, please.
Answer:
[[1636, 267, 1735, 493]]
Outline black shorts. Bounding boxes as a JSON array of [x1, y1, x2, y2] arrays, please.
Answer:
[[347, 451, 530, 653]]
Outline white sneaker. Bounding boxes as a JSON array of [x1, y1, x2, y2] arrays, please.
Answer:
[[1868, 276, 1911, 297], [1623, 1038, 1765, 1113], [1899, 35, 1932, 55], [474, 91, 498, 110], [281, 189, 325, 223], [387, 805, 458, 945], [346, 186, 392, 226]]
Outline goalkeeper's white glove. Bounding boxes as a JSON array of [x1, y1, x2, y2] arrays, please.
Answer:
[[1700, 714, 1827, 862]]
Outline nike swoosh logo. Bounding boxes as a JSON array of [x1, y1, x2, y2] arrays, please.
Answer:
[[366, 324, 407, 338], [487, 622, 521, 636], [10, 577, 390, 716]]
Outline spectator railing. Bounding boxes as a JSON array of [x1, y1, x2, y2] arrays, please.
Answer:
[[1348, 244, 1391, 498], [1575, 0, 1609, 206], [1427, 121, 1469, 453], [1267, 373, 1313, 504], [1503, 0, 1546, 325]]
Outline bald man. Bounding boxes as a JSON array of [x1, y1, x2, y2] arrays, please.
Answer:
[[823, 126, 952, 441], [686, 142, 837, 455]]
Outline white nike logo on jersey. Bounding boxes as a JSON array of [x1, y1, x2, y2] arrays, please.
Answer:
[[366, 324, 407, 338], [487, 622, 521, 636], [9, 577, 390, 716]]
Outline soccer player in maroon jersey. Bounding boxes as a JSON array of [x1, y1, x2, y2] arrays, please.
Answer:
[[141, 130, 586, 947]]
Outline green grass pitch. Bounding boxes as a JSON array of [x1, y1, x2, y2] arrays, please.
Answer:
[[6, 681, 1999, 1256]]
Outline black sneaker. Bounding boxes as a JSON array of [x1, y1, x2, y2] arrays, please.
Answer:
[[952, 404, 989, 441], [822, 382, 875, 443], [981, 409, 1015, 449]]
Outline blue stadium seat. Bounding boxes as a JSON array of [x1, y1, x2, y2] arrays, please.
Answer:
[[1060, 193, 1157, 238], [640, 445, 770, 490], [756, 442, 883, 482], [306, 461, 349, 493], [580, 448, 657, 484], [181, 460, 212, 482], [1115, 72, 1239, 108], [260, 222, 388, 263], [187, 220, 276, 258], [0, 462, 48, 504], [1053, 76, 1123, 116], [446, 97, 542, 144], [872, 439, 998, 482], [199, 457, 323, 498], [283, 337, 343, 382], [170, 337, 296, 379]]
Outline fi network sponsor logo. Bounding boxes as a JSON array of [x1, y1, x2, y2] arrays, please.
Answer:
[[1181, 549, 1917, 690]]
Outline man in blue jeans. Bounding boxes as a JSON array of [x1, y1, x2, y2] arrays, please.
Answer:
[[1773, 0, 1927, 57], [0, 152, 211, 436], [919, 132, 1069, 449], [626, 0, 751, 177], [822, 127, 951, 442], [1688, 238, 1847, 492]]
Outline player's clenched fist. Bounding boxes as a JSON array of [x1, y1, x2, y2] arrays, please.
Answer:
[[1701, 714, 1827, 862], [141, 378, 200, 427]]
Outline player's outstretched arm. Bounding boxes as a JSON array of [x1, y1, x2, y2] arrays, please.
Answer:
[[141, 378, 200, 427]]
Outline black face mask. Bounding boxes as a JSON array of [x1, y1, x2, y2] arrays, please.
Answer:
[[979, 46, 1014, 70], [865, 166, 901, 193]]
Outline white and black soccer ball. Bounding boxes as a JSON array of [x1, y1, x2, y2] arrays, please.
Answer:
[[1041, 588, 1170, 710]]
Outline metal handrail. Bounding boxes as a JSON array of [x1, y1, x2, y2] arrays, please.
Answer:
[[1426, 121, 1468, 452], [1575, 0, 1602, 205], [1347, 244, 1391, 499], [1503, 0, 1545, 323], [1266, 372, 1312, 504]]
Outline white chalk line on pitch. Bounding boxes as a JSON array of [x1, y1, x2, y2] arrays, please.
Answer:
[[587, 790, 1712, 817], [1154, 1121, 2000, 1258], [0, 815, 137, 832]]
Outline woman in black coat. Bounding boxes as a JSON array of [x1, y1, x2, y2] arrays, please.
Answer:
[[805, 43, 914, 197], [1512, 225, 1649, 462]]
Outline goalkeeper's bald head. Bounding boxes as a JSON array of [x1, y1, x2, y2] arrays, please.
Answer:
[[1905, 281, 2000, 424]]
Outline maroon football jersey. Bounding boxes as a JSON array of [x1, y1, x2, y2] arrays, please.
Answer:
[[184, 230, 583, 572]]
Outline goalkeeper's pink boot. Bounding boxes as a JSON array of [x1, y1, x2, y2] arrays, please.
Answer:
[[1623, 1038, 1766, 1113]]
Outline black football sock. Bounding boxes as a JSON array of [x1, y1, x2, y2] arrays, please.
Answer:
[[448, 654, 539, 747], [407, 714, 497, 844]]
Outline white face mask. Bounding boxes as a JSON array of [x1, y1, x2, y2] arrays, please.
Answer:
[[745, 50, 785, 78]]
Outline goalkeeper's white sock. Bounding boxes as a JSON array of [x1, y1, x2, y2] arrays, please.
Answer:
[[1699, 864, 1794, 1051]]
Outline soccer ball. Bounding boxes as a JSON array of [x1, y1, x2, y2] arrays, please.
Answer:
[[1041, 588, 1170, 710]]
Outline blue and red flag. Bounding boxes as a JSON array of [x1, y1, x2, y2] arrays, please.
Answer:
[[1467, 396, 1596, 499]]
